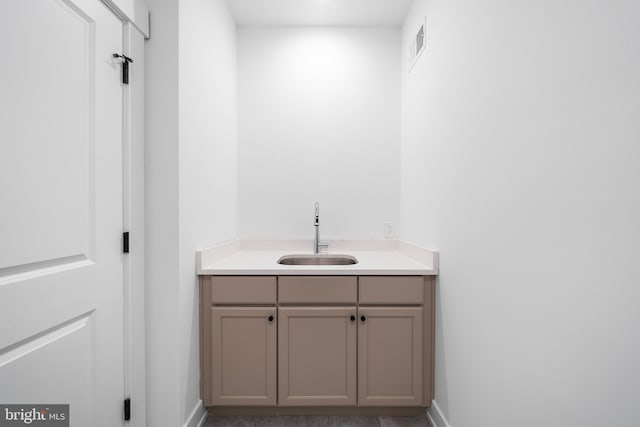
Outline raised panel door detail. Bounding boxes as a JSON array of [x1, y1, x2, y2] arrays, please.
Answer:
[[211, 307, 277, 406], [358, 307, 423, 406], [0, 0, 94, 271], [279, 307, 357, 406]]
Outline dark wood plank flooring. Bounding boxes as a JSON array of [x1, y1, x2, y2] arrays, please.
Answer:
[[204, 415, 430, 427]]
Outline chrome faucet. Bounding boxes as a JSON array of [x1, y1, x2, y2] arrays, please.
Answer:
[[313, 202, 328, 254]]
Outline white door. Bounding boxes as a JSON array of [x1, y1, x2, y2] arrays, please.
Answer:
[[0, 0, 125, 426]]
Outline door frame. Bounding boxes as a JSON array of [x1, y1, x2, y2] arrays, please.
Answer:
[[101, 2, 149, 427]]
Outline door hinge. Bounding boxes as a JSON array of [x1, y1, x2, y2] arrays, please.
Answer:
[[113, 53, 133, 84], [124, 398, 131, 421], [123, 232, 130, 254]]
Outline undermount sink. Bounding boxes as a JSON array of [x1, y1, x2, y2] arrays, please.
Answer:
[[277, 254, 358, 266]]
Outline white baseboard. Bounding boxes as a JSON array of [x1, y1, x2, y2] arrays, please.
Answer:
[[183, 400, 207, 427], [427, 400, 451, 427]]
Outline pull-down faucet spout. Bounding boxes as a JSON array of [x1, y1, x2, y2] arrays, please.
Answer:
[[313, 202, 328, 254]]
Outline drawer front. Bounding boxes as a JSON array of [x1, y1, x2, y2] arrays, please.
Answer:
[[278, 276, 357, 304], [359, 276, 424, 304], [210, 276, 276, 304]]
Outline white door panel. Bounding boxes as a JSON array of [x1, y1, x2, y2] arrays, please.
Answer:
[[1, 0, 95, 270], [0, 314, 93, 425], [0, 0, 125, 425]]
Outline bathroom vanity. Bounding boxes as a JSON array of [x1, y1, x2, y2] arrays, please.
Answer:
[[197, 240, 438, 415]]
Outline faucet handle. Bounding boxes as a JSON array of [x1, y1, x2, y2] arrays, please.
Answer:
[[317, 241, 329, 253]]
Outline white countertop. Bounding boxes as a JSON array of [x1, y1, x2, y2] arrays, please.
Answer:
[[196, 239, 438, 276]]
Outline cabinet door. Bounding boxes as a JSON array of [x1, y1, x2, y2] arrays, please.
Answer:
[[279, 307, 357, 406], [358, 307, 423, 406], [210, 307, 277, 406]]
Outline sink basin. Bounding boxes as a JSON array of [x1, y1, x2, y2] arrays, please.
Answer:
[[277, 254, 358, 266]]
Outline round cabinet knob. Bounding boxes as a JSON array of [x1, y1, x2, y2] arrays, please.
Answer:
[[268, 315, 274, 322], [350, 315, 356, 322], [360, 315, 366, 322]]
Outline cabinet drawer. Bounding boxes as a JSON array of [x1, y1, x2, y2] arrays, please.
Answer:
[[209, 276, 276, 304], [279, 276, 357, 304], [359, 277, 424, 304]]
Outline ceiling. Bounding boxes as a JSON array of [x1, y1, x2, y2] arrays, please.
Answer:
[[225, 0, 414, 26]]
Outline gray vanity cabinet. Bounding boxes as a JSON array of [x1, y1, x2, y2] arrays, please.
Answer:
[[200, 275, 435, 411], [201, 276, 277, 406]]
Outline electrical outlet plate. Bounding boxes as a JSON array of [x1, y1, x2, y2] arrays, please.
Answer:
[[383, 222, 394, 238]]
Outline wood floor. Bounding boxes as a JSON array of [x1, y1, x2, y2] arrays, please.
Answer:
[[204, 415, 431, 427]]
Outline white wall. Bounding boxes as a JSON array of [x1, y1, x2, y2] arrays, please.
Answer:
[[145, 0, 180, 425], [238, 27, 401, 240], [401, 1, 640, 427], [145, 0, 237, 426], [179, 0, 237, 424]]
